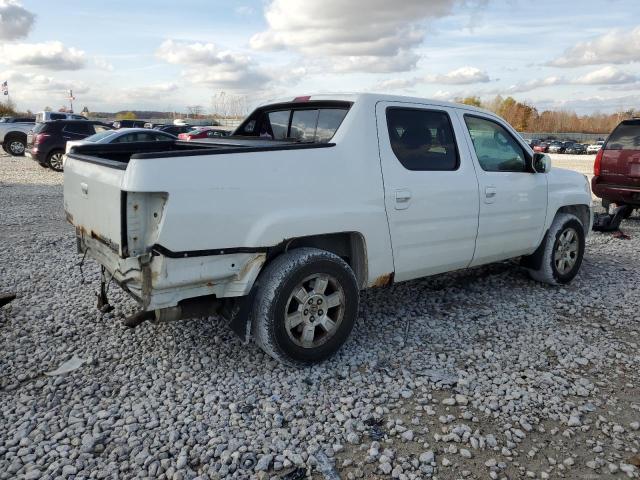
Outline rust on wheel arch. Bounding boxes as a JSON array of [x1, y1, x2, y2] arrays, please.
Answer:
[[372, 272, 394, 288]]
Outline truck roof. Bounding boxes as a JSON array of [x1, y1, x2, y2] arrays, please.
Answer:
[[260, 92, 495, 116]]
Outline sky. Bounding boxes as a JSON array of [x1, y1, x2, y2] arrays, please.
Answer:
[[0, 0, 639, 114]]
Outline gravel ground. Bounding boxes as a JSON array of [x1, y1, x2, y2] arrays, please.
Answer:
[[1, 154, 639, 480]]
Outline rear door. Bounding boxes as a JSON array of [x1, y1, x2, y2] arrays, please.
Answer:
[[457, 112, 547, 265], [376, 101, 480, 281], [600, 120, 640, 190]]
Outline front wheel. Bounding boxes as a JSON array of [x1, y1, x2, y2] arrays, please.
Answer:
[[47, 150, 65, 172], [527, 213, 585, 285], [251, 248, 359, 366]]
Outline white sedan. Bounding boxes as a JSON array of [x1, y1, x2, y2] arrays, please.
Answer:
[[65, 128, 177, 154], [586, 140, 605, 154]]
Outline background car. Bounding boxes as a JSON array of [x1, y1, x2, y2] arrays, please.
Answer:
[[533, 142, 549, 153], [0, 116, 36, 123], [26, 120, 113, 171], [587, 140, 605, 154], [177, 127, 231, 140], [65, 128, 177, 154], [564, 142, 587, 154], [112, 119, 147, 129], [35, 111, 87, 123], [547, 141, 565, 153], [592, 119, 640, 213], [155, 124, 193, 136]]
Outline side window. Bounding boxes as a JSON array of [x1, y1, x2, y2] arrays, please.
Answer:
[[290, 109, 319, 141], [112, 133, 137, 143], [266, 110, 290, 139], [63, 123, 92, 135], [386, 107, 459, 171], [464, 115, 527, 172], [50, 113, 66, 120], [316, 109, 348, 143], [94, 125, 111, 133]]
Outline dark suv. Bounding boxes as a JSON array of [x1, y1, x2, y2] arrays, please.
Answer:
[[592, 118, 640, 212], [27, 120, 113, 171]]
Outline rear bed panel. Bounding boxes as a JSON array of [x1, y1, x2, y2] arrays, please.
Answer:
[[63, 156, 126, 255]]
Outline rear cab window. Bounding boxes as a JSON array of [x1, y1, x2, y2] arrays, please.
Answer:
[[235, 101, 351, 143], [606, 121, 640, 150]]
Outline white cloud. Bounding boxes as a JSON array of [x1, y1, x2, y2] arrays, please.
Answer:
[[0, 41, 86, 70], [500, 76, 565, 94], [122, 82, 179, 101], [0, 0, 35, 40], [374, 66, 490, 91], [332, 50, 420, 74], [428, 66, 490, 84], [488, 67, 638, 95], [5, 70, 89, 94], [549, 26, 640, 67], [94, 58, 114, 72], [573, 66, 638, 85], [157, 39, 271, 91], [250, 0, 470, 73]]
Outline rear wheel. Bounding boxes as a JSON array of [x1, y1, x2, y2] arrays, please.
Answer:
[[527, 213, 585, 285], [47, 150, 65, 172], [251, 248, 359, 366], [3, 135, 26, 156]]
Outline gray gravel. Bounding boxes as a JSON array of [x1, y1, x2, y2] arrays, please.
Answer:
[[1, 154, 639, 479]]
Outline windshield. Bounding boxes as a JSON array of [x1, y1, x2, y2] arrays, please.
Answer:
[[84, 130, 117, 142]]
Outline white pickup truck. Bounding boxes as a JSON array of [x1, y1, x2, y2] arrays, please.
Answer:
[[63, 93, 593, 365], [0, 117, 35, 156]]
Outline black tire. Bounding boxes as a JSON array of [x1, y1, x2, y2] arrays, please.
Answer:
[[3, 135, 26, 156], [47, 150, 65, 172], [251, 247, 359, 366], [527, 213, 585, 285]]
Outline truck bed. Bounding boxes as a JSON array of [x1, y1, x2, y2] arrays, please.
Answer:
[[68, 138, 334, 169]]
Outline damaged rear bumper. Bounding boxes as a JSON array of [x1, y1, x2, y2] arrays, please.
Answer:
[[77, 231, 266, 311]]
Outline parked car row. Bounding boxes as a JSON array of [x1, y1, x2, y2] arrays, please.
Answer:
[[526, 139, 596, 154]]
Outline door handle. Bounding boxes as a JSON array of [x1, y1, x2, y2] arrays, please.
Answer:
[[394, 189, 412, 210], [485, 186, 497, 204]]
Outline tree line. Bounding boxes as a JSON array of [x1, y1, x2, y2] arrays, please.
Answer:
[[457, 96, 636, 134]]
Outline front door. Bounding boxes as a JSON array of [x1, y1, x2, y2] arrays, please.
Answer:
[[376, 102, 480, 282], [456, 112, 548, 266]]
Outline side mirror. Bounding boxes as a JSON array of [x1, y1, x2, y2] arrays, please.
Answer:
[[532, 153, 551, 173]]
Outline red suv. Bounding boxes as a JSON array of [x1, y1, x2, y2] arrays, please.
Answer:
[[592, 119, 640, 211]]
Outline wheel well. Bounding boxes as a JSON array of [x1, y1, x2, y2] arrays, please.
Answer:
[[4, 131, 27, 142], [556, 204, 591, 231], [271, 232, 368, 289]]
